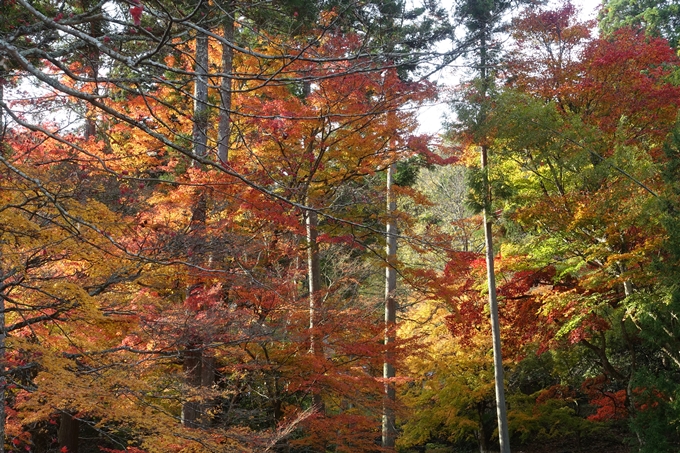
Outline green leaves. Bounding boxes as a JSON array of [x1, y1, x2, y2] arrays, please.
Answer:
[[600, 0, 680, 47], [465, 163, 513, 215]]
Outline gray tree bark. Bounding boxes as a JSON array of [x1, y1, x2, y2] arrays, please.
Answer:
[[217, 2, 234, 164], [382, 162, 397, 449], [306, 202, 324, 410], [479, 25, 510, 453], [192, 21, 209, 160], [0, 274, 5, 453], [182, 347, 202, 427], [481, 145, 510, 453]]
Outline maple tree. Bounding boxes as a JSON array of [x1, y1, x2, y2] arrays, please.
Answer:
[[399, 299, 499, 453]]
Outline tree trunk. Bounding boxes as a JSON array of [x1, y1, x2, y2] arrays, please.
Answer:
[[0, 286, 5, 453], [181, 193, 213, 428], [481, 145, 510, 453], [83, 1, 102, 140], [182, 347, 202, 428], [382, 162, 397, 449], [478, 402, 490, 453], [182, 348, 215, 428], [83, 48, 98, 140], [58, 413, 79, 453], [478, 19, 510, 451], [306, 203, 324, 410], [1, 70, 6, 137], [217, 2, 234, 164], [193, 22, 209, 160], [201, 354, 215, 422]]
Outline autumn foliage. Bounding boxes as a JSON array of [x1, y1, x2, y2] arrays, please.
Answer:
[[3, 0, 680, 452]]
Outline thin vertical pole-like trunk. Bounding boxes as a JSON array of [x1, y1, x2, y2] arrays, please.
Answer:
[[217, 2, 234, 164], [478, 402, 490, 453], [481, 146, 510, 453], [478, 24, 510, 453], [181, 347, 216, 429], [193, 21, 209, 160], [0, 286, 5, 453], [1, 71, 6, 138], [382, 162, 397, 449], [306, 204, 324, 409]]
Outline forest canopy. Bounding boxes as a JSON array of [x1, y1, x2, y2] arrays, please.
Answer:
[[1, 0, 680, 452]]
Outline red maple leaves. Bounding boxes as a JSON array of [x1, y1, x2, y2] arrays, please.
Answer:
[[129, 1, 143, 26]]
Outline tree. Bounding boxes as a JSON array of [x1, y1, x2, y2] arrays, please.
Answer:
[[449, 0, 532, 450], [487, 5, 680, 449], [600, 0, 680, 47], [399, 298, 499, 453]]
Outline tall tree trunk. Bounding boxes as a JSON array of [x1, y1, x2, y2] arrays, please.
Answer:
[[83, 44, 98, 140], [182, 1, 212, 415], [481, 144, 510, 453], [478, 23, 510, 453], [382, 162, 397, 450], [181, 194, 214, 427], [0, 284, 5, 453], [193, 19, 209, 160], [217, 1, 234, 164], [200, 354, 215, 424], [1, 70, 5, 137], [306, 202, 323, 409], [181, 348, 215, 428]]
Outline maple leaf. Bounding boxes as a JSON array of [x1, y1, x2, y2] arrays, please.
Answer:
[[129, 5, 143, 26]]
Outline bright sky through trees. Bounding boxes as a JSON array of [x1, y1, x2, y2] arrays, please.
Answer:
[[416, 0, 603, 135]]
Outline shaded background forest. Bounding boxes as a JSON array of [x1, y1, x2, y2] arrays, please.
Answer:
[[1, 0, 680, 452]]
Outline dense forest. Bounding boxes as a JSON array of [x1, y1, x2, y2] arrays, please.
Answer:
[[1, 0, 680, 452]]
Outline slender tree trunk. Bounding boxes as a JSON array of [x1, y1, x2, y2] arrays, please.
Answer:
[[481, 145, 510, 453], [382, 162, 397, 449], [181, 347, 216, 428], [182, 0, 212, 415], [200, 354, 215, 424], [306, 202, 324, 409], [217, 2, 234, 164], [0, 285, 5, 453], [84, 46, 98, 140], [1, 71, 6, 137], [477, 18, 510, 451], [193, 23, 209, 160]]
